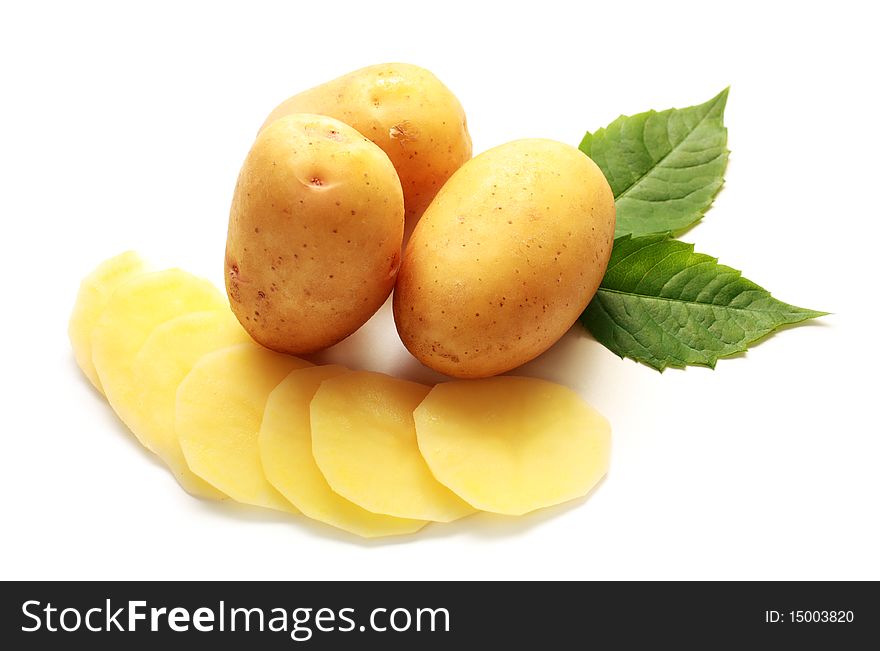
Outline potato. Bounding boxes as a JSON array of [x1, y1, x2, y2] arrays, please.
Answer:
[[394, 139, 616, 378], [414, 376, 611, 515], [130, 309, 253, 499], [176, 342, 310, 512], [91, 269, 227, 439], [260, 366, 427, 538], [226, 113, 404, 354], [310, 371, 474, 522], [261, 63, 471, 223], [69, 251, 147, 394]]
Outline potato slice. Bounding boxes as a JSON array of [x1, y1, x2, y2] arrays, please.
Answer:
[[260, 366, 427, 538], [310, 371, 475, 522], [69, 251, 148, 394], [91, 269, 227, 439], [130, 310, 253, 499], [176, 342, 310, 512], [414, 376, 611, 515]]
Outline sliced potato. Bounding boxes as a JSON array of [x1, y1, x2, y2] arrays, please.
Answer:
[[91, 269, 227, 438], [310, 371, 475, 522], [260, 366, 427, 538], [69, 251, 148, 394], [414, 376, 611, 515], [130, 310, 253, 499], [176, 342, 310, 512]]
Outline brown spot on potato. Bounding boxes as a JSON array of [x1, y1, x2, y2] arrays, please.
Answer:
[[436, 350, 460, 364]]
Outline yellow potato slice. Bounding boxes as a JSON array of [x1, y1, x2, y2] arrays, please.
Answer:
[[130, 309, 253, 499], [414, 376, 611, 515], [69, 251, 148, 394], [91, 269, 227, 438], [310, 371, 475, 522], [260, 366, 427, 538], [176, 342, 310, 512]]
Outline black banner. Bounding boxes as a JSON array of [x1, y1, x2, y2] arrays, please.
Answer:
[[1, 581, 875, 648]]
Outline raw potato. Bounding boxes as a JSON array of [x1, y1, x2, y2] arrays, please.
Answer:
[[394, 139, 616, 378], [261, 63, 471, 223], [260, 366, 427, 538], [130, 310, 253, 499], [226, 113, 404, 354], [91, 269, 227, 437], [69, 251, 147, 394], [414, 376, 611, 515], [176, 342, 310, 512], [310, 371, 474, 522]]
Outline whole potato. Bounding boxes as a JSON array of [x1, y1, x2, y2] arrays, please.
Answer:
[[226, 113, 404, 354], [393, 139, 615, 378], [261, 63, 471, 224]]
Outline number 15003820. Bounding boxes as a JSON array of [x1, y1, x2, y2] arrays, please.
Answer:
[[765, 610, 854, 623]]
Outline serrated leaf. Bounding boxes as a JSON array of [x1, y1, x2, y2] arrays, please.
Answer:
[[580, 234, 826, 370], [580, 89, 729, 237]]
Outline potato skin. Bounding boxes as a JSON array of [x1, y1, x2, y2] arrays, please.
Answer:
[[226, 114, 404, 354], [261, 63, 471, 224], [393, 139, 615, 378]]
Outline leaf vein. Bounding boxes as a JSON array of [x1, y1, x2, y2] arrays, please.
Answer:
[[614, 96, 724, 202]]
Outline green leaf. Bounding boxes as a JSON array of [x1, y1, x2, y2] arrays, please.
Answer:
[[580, 89, 729, 237], [580, 234, 827, 370]]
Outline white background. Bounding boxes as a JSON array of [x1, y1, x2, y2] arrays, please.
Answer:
[[2, 0, 877, 580]]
